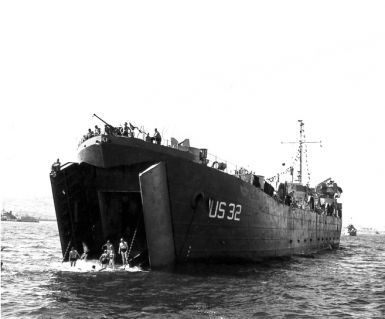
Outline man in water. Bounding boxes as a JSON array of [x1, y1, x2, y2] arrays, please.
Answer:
[[102, 240, 114, 254], [102, 240, 115, 269], [108, 249, 116, 269], [118, 238, 129, 266], [99, 250, 109, 270], [80, 243, 89, 261], [68, 247, 81, 267]]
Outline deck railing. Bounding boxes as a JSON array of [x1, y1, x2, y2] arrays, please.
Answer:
[[79, 132, 252, 178]]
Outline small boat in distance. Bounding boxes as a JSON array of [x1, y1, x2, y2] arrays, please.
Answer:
[[347, 224, 357, 236]]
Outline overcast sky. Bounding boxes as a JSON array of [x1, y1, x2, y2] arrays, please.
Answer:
[[1, 1, 384, 227]]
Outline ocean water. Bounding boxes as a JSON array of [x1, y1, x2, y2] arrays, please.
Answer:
[[1, 221, 384, 319]]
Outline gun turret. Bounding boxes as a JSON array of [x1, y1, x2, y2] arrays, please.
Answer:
[[93, 114, 114, 129]]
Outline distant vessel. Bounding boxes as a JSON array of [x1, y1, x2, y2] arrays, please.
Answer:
[[1, 210, 17, 221], [17, 215, 39, 223], [347, 224, 357, 236], [50, 117, 343, 269], [1, 210, 39, 223]]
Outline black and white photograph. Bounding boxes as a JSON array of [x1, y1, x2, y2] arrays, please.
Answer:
[[1, 1, 385, 318]]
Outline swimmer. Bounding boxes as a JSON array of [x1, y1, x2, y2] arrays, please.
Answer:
[[108, 249, 116, 270], [102, 239, 115, 269], [102, 240, 114, 254], [118, 238, 129, 266], [99, 250, 109, 270], [68, 247, 81, 267], [80, 251, 88, 261], [80, 242, 89, 261]]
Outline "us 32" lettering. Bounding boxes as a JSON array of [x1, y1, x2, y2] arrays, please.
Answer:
[[208, 199, 242, 221]]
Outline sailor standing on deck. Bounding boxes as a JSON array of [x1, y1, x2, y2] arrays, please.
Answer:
[[118, 238, 129, 266], [123, 122, 129, 137], [94, 125, 101, 135], [51, 159, 61, 175], [104, 124, 111, 135], [153, 128, 161, 145], [87, 128, 94, 139]]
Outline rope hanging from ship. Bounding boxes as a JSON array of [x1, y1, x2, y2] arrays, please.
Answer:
[[179, 192, 206, 260], [303, 129, 312, 185]]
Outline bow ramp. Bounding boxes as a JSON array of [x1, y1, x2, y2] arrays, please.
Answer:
[[139, 162, 175, 269]]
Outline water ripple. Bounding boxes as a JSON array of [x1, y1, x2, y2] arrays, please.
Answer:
[[1, 222, 385, 318]]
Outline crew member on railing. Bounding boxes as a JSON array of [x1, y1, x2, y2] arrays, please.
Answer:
[[145, 133, 151, 142], [115, 125, 122, 136], [104, 124, 111, 135], [51, 159, 61, 176], [94, 125, 101, 135], [123, 122, 129, 137], [87, 128, 94, 139], [152, 128, 161, 145]]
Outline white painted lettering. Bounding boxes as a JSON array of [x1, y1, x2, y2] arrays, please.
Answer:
[[234, 204, 242, 221], [208, 199, 242, 222], [217, 202, 226, 219], [227, 203, 235, 220], [208, 198, 216, 218]]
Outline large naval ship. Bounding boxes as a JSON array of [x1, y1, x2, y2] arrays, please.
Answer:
[[50, 117, 342, 269]]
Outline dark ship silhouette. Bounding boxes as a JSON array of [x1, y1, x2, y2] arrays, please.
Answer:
[[1, 210, 18, 221], [1, 210, 39, 223], [50, 117, 342, 269], [347, 224, 357, 236]]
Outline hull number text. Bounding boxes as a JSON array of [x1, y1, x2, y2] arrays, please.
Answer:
[[208, 199, 242, 221]]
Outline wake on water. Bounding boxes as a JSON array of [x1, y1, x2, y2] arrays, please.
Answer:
[[52, 259, 145, 273]]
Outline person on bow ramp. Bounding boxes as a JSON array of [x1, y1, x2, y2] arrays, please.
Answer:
[[68, 247, 81, 267]]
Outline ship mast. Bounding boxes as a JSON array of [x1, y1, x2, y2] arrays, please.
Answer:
[[299, 120, 304, 184], [281, 120, 321, 185]]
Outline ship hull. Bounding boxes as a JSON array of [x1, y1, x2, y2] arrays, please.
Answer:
[[51, 136, 342, 269], [150, 158, 341, 264]]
